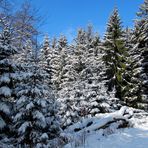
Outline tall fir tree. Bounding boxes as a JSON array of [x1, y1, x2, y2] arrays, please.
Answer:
[[123, 28, 136, 105], [102, 8, 129, 100], [128, 0, 148, 109], [57, 29, 87, 127], [41, 35, 53, 87], [55, 35, 68, 91], [50, 35, 68, 92]]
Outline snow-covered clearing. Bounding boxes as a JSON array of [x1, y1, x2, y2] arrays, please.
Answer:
[[69, 125, 148, 148], [64, 106, 148, 148]]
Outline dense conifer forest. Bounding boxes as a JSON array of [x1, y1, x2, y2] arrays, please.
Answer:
[[0, 0, 148, 147]]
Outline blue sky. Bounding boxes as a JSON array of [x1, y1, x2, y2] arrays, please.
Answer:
[[16, 0, 144, 42]]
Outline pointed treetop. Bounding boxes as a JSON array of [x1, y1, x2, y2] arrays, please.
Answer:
[[86, 24, 93, 41], [75, 28, 86, 44], [43, 34, 50, 49], [105, 7, 123, 40], [44, 34, 49, 42], [51, 37, 57, 49], [58, 35, 68, 48], [108, 7, 120, 24]]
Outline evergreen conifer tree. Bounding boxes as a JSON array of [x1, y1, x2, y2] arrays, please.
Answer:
[[41, 35, 53, 87], [50, 35, 68, 92], [0, 20, 18, 145], [102, 8, 129, 100], [13, 45, 61, 147], [128, 0, 148, 109]]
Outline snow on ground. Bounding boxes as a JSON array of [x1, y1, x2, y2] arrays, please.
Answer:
[[64, 107, 148, 148], [71, 126, 148, 148]]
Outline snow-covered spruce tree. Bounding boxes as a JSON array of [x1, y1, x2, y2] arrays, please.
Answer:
[[0, 21, 18, 145], [41, 35, 53, 87], [56, 33, 84, 128], [54, 29, 89, 128], [49, 37, 58, 91], [56, 35, 69, 91], [50, 35, 68, 92], [13, 45, 61, 147], [58, 26, 121, 128], [74, 26, 121, 117], [72, 27, 105, 117], [60, 28, 90, 127], [121, 27, 140, 107], [102, 8, 130, 101], [51, 35, 79, 128], [127, 0, 148, 109], [15, 40, 33, 66]]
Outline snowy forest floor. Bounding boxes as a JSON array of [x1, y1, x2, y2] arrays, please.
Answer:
[[63, 106, 148, 148], [67, 125, 148, 148]]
